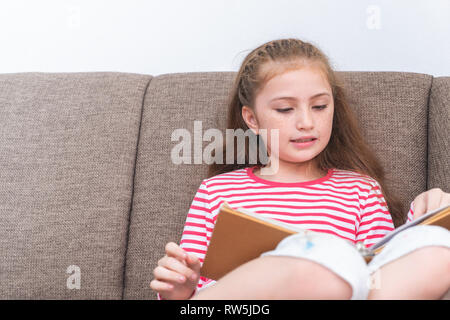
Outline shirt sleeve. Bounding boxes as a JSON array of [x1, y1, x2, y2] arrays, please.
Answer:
[[406, 201, 414, 223], [178, 180, 216, 295], [356, 180, 395, 248]]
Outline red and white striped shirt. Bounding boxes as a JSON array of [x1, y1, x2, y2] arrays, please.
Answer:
[[178, 166, 415, 295]]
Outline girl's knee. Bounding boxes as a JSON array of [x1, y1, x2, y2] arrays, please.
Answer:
[[413, 246, 450, 268], [407, 246, 450, 298], [281, 257, 353, 299], [415, 246, 450, 278], [368, 246, 450, 300]]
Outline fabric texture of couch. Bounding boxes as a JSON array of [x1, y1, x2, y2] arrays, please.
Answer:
[[0, 71, 448, 299]]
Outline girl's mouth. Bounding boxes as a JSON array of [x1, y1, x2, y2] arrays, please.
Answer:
[[290, 138, 317, 148]]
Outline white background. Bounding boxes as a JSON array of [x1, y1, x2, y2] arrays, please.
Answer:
[[0, 0, 449, 76]]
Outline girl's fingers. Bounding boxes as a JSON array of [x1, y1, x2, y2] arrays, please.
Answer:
[[425, 188, 443, 213], [153, 265, 188, 284], [162, 242, 200, 280], [165, 242, 187, 261], [186, 253, 201, 271], [150, 278, 174, 292], [413, 193, 427, 219], [441, 193, 450, 208], [158, 256, 196, 279]]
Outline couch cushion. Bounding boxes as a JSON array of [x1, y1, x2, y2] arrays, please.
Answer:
[[0, 72, 151, 299], [428, 77, 450, 191], [124, 71, 432, 299], [123, 72, 235, 299]]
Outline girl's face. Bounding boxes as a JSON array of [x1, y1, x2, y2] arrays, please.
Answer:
[[242, 65, 334, 171]]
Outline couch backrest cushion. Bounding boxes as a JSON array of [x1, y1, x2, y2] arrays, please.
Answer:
[[0, 72, 150, 299], [124, 71, 433, 299], [123, 72, 235, 299], [428, 77, 450, 190]]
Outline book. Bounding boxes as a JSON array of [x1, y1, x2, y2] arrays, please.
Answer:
[[364, 203, 450, 259], [200, 202, 450, 280]]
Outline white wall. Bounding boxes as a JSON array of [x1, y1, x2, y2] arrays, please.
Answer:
[[0, 0, 449, 76]]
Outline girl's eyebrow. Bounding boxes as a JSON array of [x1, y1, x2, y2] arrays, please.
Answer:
[[270, 92, 330, 102]]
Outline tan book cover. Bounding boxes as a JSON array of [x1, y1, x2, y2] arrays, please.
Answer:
[[200, 202, 450, 280]]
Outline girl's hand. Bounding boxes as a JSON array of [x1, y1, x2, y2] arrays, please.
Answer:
[[413, 188, 450, 220], [150, 242, 201, 300]]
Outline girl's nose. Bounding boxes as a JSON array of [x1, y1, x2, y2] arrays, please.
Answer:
[[295, 109, 314, 130]]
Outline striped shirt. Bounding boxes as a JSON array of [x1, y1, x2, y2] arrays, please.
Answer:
[[179, 166, 415, 295]]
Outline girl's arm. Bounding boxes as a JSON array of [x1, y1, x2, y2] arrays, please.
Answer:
[[178, 180, 216, 296], [155, 180, 215, 300]]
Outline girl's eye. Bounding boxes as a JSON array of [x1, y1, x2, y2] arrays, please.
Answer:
[[276, 108, 292, 113], [276, 105, 327, 113]]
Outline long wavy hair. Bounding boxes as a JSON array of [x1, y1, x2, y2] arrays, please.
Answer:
[[207, 38, 405, 226]]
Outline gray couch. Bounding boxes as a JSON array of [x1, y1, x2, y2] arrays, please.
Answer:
[[0, 71, 448, 299]]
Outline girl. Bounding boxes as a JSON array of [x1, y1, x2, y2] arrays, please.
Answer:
[[151, 38, 450, 300]]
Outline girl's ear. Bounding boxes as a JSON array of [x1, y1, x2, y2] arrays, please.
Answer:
[[242, 105, 259, 135]]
